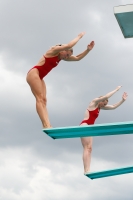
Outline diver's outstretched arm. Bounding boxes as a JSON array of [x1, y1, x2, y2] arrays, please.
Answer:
[[92, 86, 122, 104], [51, 32, 85, 53], [65, 41, 95, 61], [101, 92, 128, 110]]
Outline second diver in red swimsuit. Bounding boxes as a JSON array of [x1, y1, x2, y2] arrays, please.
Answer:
[[80, 86, 128, 174]]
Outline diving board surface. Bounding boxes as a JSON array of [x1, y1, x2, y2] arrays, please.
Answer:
[[114, 4, 133, 38], [43, 121, 133, 139], [85, 166, 133, 179]]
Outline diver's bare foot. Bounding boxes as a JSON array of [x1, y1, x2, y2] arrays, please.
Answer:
[[84, 172, 90, 175], [84, 169, 90, 174], [43, 125, 52, 129]]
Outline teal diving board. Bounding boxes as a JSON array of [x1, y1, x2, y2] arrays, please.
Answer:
[[42, 121, 133, 139], [85, 166, 133, 179], [114, 4, 133, 38]]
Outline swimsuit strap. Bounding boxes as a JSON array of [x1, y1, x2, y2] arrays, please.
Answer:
[[87, 107, 99, 112], [43, 55, 59, 58]]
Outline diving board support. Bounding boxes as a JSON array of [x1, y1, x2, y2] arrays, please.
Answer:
[[85, 166, 133, 179], [43, 121, 133, 139], [114, 4, 133, 38]]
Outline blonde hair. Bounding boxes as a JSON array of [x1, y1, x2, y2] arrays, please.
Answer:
[[99, 96, 108, 102], [51, 44, 73, 53]]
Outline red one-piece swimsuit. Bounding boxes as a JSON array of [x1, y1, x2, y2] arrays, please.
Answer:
[[28, 55, 61, 79], [80, 107, 100, 125]]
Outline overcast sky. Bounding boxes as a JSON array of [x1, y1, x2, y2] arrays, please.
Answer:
[[0, 0, 133, 199]]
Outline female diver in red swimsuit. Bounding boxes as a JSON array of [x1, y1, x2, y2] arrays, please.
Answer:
[[80, 86, 128, 174], [26, 32, 95, 128]]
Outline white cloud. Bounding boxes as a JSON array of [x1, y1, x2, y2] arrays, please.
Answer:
[[0, 54, 34, 110], [89, 11, 102, 23], [0, 147, 133, 200]]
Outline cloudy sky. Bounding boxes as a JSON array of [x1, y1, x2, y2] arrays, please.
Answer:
[[0, 0, 133, 199]]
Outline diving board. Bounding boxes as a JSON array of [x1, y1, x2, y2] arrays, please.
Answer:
[[114, 4, 133, 38], [85, 166, 133, 179], [42, 121, 133, 139]]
